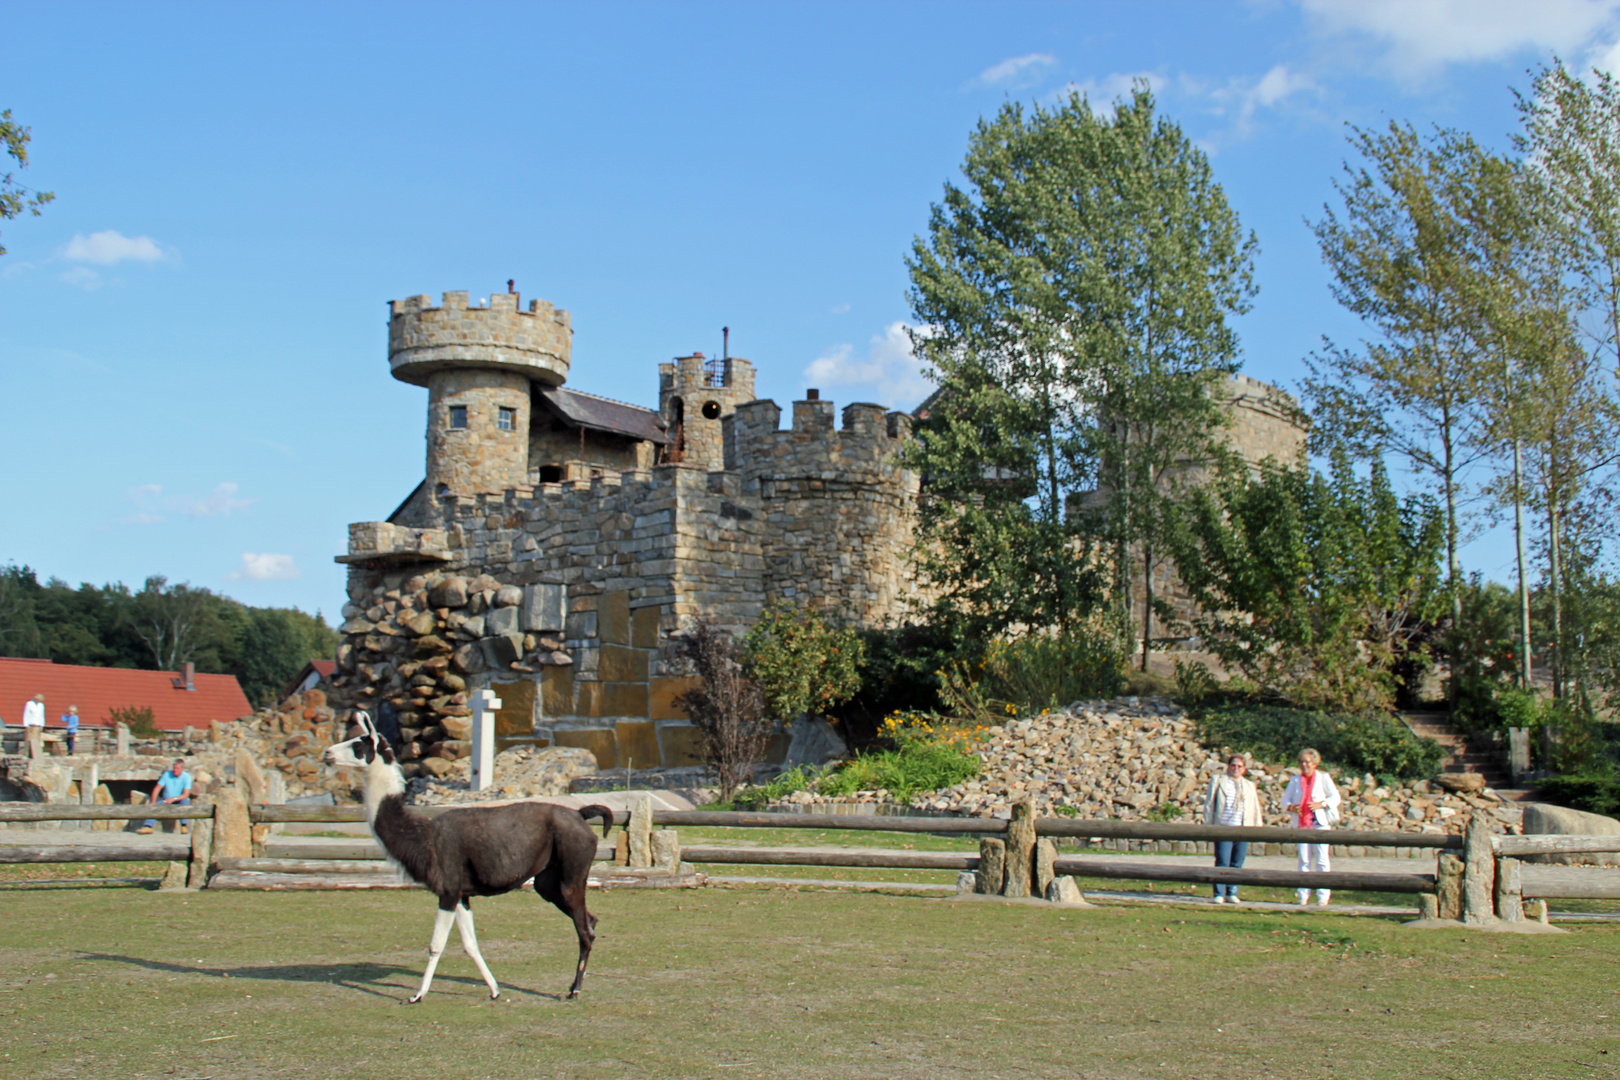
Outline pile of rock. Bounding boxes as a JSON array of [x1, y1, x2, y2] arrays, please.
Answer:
[[195, 688, 357, 801], [406, 745, 599, 806], [328, 571, 569, 779], [775, 697, 1523, 834]]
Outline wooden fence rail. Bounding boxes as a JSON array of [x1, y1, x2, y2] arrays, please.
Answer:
[[9, 799, 1620, 921]]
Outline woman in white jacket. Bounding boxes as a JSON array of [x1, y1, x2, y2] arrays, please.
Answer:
[[1203, 754, 1262, 904], [1282, 747, 1341, 906]]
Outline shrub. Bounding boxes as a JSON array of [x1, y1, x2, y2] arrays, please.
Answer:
[[743, 601, 865, 721], [671, 620, 769, 803], [939, 619, 1126, 720], [108, 705, 160, 739], [1194, 703, 1445, 781], [728, 765, 820, 812], [1535, 766, 1620, 817]]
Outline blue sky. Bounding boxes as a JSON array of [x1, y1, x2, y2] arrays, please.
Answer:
[[3, 0, 1618, 620]]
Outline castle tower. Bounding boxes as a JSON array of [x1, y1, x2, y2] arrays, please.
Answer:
[[658, 352, 756, 469], [388, 289, 572, 497]]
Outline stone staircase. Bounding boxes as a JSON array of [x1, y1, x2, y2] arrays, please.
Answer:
[[1401, 711, 1537, 803]]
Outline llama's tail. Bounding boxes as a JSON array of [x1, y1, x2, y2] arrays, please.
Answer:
[[578, 804, 616, 839]]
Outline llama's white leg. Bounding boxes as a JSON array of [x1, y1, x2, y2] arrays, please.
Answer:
[[453, 903, 501, 1000], [407, 907, 456, 1004]]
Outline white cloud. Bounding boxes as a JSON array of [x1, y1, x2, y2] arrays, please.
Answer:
[[803, 322, 931, 410], [229, 553, 300, 581], [1194, 64, 1323, 143], [63, 230, 167, 265], [58, 266, 103, 291], [829, 302, 851, 315], [177, 482, 257, 518], [1049, 71, 1170, 113], [123, 481, 257, 524], [1300, 0, 1620, 75], [975, 53, 1059, 89]]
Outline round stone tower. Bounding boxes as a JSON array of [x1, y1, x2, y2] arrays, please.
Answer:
[[388, 289, 572, 497], [657, 352, 757, 469]]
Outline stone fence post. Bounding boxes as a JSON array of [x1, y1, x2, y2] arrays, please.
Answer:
[[1462, 811, 1496, 926]]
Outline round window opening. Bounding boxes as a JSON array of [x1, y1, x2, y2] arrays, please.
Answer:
[[701, 400, 722, 420]]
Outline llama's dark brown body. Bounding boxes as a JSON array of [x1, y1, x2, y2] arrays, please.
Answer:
[[372, 794, 612, 997]]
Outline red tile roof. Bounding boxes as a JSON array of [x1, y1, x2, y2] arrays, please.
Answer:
[[0, 658, 254, 732]]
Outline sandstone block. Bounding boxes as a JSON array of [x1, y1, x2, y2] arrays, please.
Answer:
[[1522, 803, 1620, 866], [1045, 877, 1091, 905], [599, 644, 649, 683], [480, 633, 524, 668], [452, 643, 487, 675], [404, 612, 438, 637], [495, 585, 524, 608], [976, 838, 1005, 894]]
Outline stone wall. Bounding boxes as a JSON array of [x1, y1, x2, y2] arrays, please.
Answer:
[[726, 398, 920, 626], [389, 290, 572, 387], [659, 354, 756, 469], [426, 369, 532, 496]]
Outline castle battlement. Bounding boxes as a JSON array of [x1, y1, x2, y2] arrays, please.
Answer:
[[388, 289, 572, 388]]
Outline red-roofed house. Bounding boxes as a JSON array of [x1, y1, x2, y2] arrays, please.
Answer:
[[0, 658, 253, 733], [281, 659, 336, 701]]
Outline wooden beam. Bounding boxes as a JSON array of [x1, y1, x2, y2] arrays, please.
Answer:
[[652, 811, 1006, 834], [0, 843, 189, 863], [1036, 818, 1462, 849], [681, 846, 977, 871], [1495, 834, 1620, 857], [0, 805, 209, 822], [1051, 857, 1436, 893]]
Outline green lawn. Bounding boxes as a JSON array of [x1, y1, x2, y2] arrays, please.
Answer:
[[3, 882, 1620, 1079]]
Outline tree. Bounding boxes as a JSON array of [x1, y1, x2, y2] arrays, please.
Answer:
[[1304, 121, 1498, 637], [129, 576, 231, 672], [671, 620, 769, 802], [742, 601, 864, 722], [1172, 451, 1446, 713], [1512, 61, 1620, 698], [231, 607, 341, 707], [1, 109, 53, 256], [905, 85, 1257, 663]]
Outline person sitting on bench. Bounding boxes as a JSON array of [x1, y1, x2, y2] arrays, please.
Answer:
[[139, 760, 194, 835]]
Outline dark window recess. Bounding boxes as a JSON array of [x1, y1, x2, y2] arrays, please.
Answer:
[[448, 405, 468, 429], [497, 406, 516, 431], [539, 465, 563, 483], [701, 400, 722, 419], [435, 483, 451, 498]]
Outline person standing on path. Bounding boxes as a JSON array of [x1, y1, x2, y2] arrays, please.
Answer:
[[1204, 753, 1262, 903], [21, 694, 45, 758], [1282, 748, 1341, 906], [61, 706, 79, 755], [140, 759, 194, 835]]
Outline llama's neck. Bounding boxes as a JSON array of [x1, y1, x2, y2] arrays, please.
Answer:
[[362, 756, 406, 828], [361, 759, 437, 889]]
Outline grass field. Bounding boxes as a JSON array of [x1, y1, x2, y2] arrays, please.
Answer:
[[5, 879, 1620, 1080]]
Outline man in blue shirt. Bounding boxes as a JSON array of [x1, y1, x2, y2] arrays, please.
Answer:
[[139, 759, 193, 835]]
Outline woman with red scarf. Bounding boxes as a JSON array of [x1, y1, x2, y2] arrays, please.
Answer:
[[1282, 747, 1341, 906]]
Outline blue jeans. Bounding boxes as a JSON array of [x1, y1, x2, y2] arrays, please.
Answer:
[[1213, 840, 1249, 899], [145, 797, 189, 831]]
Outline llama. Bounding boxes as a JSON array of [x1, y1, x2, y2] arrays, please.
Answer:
[[323, 712, 613, 1003]]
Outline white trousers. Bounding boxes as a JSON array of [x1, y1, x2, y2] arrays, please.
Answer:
[[1297, 832, 1331, 902]]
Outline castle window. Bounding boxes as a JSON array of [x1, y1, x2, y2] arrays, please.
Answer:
[[497, 406, 515, 431], [701, 400, 721, 420], [538, 465, 563, 483], [448, 405, 468, 429]]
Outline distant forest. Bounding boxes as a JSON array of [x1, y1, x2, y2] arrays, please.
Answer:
[[0, 564, 337, 708]]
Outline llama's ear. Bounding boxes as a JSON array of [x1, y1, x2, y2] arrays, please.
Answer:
[[354, 710, 376, 736], [378, 741, 396, 765]]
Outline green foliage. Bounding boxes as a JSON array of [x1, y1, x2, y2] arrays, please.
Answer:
[[742, 601, 864, 720], [1193, 703, 1446, 781], [1534, 765, 1620, 817], [904, 83, 1254, 647], [0, 109, 53, 256], [108, 705, 159, 739], [0, 563, 335, 707], [936, 618, 1126, 721], [728, 765, 820, 812], [1171, 450, 1446, 712], [1147, 802, 1185, 822], [817, 740, 980, 806]]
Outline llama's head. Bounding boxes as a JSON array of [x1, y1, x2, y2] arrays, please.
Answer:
[[324, 710, 397, 769]]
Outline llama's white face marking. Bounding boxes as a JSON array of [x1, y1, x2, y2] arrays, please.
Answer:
[[323, 733, 373, 768]]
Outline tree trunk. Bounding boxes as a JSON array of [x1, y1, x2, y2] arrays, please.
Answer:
[[1548, 499, 1564, 700], [1141, 541, 1154, 672], [1513, 439, 1533, 690]]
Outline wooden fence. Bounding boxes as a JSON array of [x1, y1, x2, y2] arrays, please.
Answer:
[[0, 799, 1614, 922]]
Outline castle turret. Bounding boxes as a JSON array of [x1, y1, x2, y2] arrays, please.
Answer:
[[658, 352, 756, 469], [388, 290, 572, 497]]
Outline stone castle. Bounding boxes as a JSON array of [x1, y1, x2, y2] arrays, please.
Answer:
[[327, 288, 1305, 777]]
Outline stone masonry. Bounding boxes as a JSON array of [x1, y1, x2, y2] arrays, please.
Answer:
[[331, 288, 1306, 777]]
